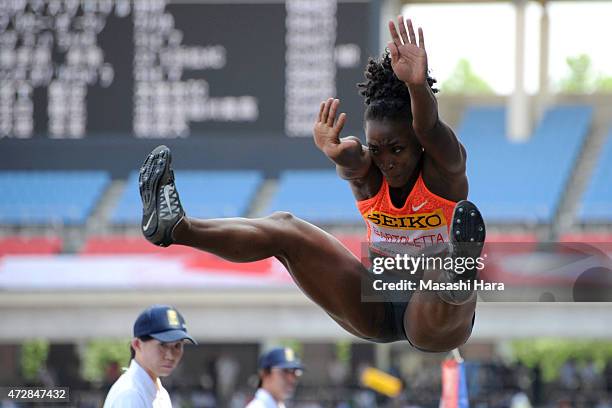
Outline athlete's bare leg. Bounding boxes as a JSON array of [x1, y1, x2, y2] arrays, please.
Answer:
[[407, 283, 476, 351], [174, 214, 477, 351], [173, 214, 476, 351], [405, 200, 485, 351], [174, 212, 390, 340]]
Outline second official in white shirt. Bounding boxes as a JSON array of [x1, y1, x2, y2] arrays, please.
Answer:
[[246, 347, 304, 408]]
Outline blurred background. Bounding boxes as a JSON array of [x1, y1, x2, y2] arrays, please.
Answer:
[[1, 0, 612, 407]]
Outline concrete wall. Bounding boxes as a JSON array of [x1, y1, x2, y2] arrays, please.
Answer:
[[1, 290, 610, 342]]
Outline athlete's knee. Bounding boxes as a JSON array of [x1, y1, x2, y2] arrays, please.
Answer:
[[407, 323, 471, 352], [408, 335, 462, 353], [266, 211, 303, 231], [259, 211, 304, 251], [268, 211, 295, 223]]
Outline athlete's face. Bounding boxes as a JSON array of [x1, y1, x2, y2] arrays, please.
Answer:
[[262, 367, 301, 402], [366, 119, 423, 188], [133, 338, 184, 379]]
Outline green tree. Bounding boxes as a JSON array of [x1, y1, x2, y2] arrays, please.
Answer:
[[440, 59, 494, 95], [21, 340, 50, 381], [335, 340, 351, 364], [82, 339, 131, 382], [558, 54, 594, 93], [595, 74, 612, 92], [511, 339, 612, 381]]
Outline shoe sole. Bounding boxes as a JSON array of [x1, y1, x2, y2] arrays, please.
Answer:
[[450, 200, 486, 260], [140, 145, 172, 242]]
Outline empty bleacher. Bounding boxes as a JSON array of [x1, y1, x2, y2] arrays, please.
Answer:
[[0, 171, 110, 225], [578, 125, 612, 223], [111, 170, 263, 224], [0, 104, 601, 233], [461, 104, 593, 224], [265, 170, 362, 224], [457, 106, 507, 145]]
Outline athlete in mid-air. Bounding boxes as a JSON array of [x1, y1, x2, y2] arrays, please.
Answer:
[[138, 17, 485, 352]]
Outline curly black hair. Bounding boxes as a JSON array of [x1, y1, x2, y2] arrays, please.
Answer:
[[357, 50, 438, 122]]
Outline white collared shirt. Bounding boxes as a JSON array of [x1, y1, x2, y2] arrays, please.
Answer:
[[245, 388, 285, 408], [103, 360, 172, 408]]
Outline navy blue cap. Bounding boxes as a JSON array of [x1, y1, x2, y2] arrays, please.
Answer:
[[258, 347, 304, 370], [133, 305, 196, 344]]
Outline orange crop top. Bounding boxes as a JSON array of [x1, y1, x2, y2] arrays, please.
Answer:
[[356, 173, 457, 256]]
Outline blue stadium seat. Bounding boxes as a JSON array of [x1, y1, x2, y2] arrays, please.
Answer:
[[0, 171, 110, 225], [265, 170, 361, 224], [111, 170, 263, 224], [456, 105, 506, 145], [460, 104, 593, 223], [579, 125, 612, 222]]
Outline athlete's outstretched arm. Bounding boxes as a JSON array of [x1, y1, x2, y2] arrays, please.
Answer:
[[313, 98, 373, 181], [313, 98, 380, 199], [387, 16, 466, 176]]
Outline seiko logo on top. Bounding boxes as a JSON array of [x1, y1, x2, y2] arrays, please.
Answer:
[[366, 210, 445, 230]]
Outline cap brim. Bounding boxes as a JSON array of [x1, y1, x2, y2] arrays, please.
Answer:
[[150, 329, 197, 345], [275, 361, 304, 370]]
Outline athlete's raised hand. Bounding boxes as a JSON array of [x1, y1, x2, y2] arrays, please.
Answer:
[[313, 98, 360, 161], [388, 16, 428, 87]]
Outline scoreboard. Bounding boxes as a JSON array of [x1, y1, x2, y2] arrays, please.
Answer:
[[0, 0, 376, 141]]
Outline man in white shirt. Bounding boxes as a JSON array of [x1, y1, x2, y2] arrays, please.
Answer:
[[103, 305, 197, 408], [246, 347, 304, 408]]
